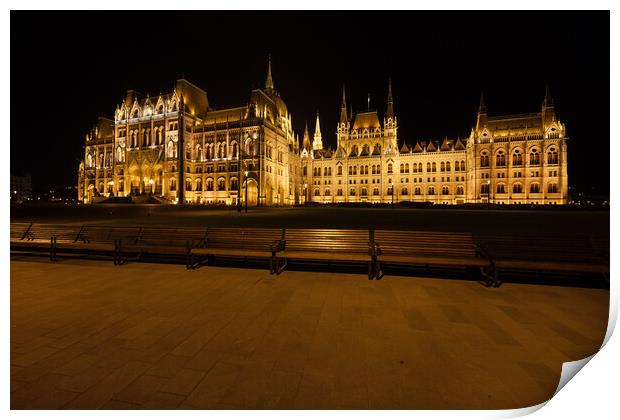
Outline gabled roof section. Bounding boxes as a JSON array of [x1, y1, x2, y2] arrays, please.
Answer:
[[425, 141, 436, 152], [352, 111, 381, 130], [454, 137, 465, 150], [412, 142, 423, 153], [400, 143, 410, 153], [440, 138, 451, 151]]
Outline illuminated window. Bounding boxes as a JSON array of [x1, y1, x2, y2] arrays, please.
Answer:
[[530, 183, 540, 193], [529, 149, 540, 165], [496, 184, 505, 194], [218, 178, 226, 191], [548, 183, 558, 193], [547, 148, 558, 165], [496, 150, 506, 166], [185, 178, 192, 191], [513, 183, 522, 193], [480, 151, 490, 167], [456, 186, 464, 195]]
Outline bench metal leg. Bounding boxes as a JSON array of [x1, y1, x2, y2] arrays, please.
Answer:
[[276, 257, 288, 275], [374, 260, 384, 280], [50, 237, 57, 262]]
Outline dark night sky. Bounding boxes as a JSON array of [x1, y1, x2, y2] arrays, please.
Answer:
[[11, 11, 609, 195]]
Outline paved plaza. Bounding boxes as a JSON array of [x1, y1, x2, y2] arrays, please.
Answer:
[[11, 257, 609, 409]]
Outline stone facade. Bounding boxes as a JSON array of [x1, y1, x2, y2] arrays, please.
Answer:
[[78, 61, 568, 205]]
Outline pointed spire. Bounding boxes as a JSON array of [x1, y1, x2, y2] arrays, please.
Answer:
[[340, 85, 348, 124], [302, 121, 311, 151], [313, 112, 323, 151], [265, 54, 274, 91], [386, 78, 394, 119], [543, 83, 554, 107], [478, 92, 487, 114]]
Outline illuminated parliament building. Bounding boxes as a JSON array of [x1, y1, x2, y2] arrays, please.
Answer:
[[78, 59, 568, 205]]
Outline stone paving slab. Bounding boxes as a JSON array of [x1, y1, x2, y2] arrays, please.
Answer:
[[10, 257, 609, 409]]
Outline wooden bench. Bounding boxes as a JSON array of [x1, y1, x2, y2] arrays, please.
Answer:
[[121, 226, 208, 268], [275, 229, 374, 278], [373, 230, 492, 282], [189, 228, 284, 273], [70, 225, 142, 264], [10, 222, 32, 241], [10, 223, 84, 261], [476, 234, 610, 287]]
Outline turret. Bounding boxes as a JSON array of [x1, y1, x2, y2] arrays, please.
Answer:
[[542, 84, 556, 125], [340, 86, 348, 125], [475, 92, 487, 131], [302, 121, 311, 151], [312, 112, 323, 151], [265, 54, 274, 93]]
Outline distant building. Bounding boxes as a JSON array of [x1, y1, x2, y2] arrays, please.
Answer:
[[78, 58, 568, 205], [10, 174, 32, 201]]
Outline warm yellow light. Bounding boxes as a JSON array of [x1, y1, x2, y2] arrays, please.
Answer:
[[149, 179, 154, 185], [245, 171, 249, 177]]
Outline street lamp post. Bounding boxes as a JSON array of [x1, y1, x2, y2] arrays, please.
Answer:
[[487, 179, 491, 208], [244, 170, 249, 213], [304, 183, 307, 207]]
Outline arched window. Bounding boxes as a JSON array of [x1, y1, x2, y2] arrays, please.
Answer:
[[432, 162, 437, 172], [428, 187, 435, 195], [353, 166, 357, 175], [230, 178, 239, 191], [414, 187, 421, 195], [529, 149, 540, 165], [547, 147, 558, 165], [460, 160, 465, 171], [445, 162, 450, 172], [387, 163, 393, 174], [376, 165, 381, 174], [480, 151, 490, 167], [131, 131, 138, 147], [401, 187, 408, 195], [232, 142, 238, 158], [218, 178, 226, 191], [412, 164, 417, 173], [196, 145, 203, 161], [373, 188, 380, 196], [185, 178, 192, 191], [362, 144, 370, 155], [548, 183, 558, 193], [349, 187, 356, 196], [456, 186, 464, 195], [361, 188, 367, 196], [496, 184, 505, 194], [455, 161, 460, 171], [400, 163, 404, 173], [86, 154, 93, 168], [480, 183, 489, 194], [442, 186, 449, 195], [512, 150, 523, 166], [337, 165, 342, 175], [373, 143, 381, 155], [496, 150, 506, 166], [245, 139, 254, 155], [530, 183, 540, 193], [350, 145, 359, 157], [156, 128, 162, 145], [116, 147, 123, 163], [195, 178, 202, 191], [513, 183, 523, 193], [144, 129, 151, 147], [167, 141, 175, 159], [314, 189, 320, 196], [325, 189, 331, 196], [440, 162, 445, 172], [206, 178, 214, 191]]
